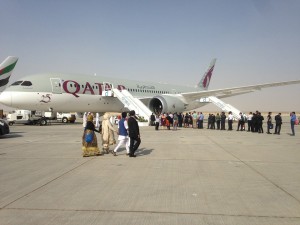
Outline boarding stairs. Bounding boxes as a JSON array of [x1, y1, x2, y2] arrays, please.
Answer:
[[208, 96, 241, 120], [112, 89, 152, 122]]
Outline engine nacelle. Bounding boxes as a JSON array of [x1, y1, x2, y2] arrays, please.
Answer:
[[148, 95, 187, 114]]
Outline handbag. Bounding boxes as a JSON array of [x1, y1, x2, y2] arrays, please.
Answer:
[[269, 123, 273, 129], [85, 131, 94, 143]]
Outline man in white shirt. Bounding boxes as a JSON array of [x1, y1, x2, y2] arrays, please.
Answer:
[[247, 112, 253, 132]]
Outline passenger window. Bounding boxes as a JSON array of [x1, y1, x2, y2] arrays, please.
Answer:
[[11, 81, 23, 86], [21, 81, 32, 86]]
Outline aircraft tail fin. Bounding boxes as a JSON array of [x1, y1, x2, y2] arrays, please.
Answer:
[[0, 56, 18, 92], [197, 58, 216, 90]]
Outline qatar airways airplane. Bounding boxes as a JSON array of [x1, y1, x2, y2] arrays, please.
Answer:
[[0, 56, 300, 116]]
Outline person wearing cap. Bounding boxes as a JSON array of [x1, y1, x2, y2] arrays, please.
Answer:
[[127, 110, 141, 157], [82, 114, 101, 157], [112, 112, 130, 156]]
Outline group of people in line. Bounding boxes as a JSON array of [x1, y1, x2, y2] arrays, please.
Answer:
[[81, 110, 297, 157], [81, 110, 141, 158], [149, 111, 297, 136]]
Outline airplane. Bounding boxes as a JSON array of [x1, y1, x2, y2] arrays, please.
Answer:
[[0, 57, 300, 119], [0, 56, 18, 92]]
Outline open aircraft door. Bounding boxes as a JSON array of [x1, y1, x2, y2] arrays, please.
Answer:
[[102, 82, 114, 96], [50, 78, 62, 94]]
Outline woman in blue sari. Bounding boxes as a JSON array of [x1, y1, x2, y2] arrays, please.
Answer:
[[82, 114, 101, 157]]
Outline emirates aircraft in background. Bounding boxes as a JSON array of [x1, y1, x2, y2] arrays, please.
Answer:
[[0, 56, 18, 92], [0, 56, 300, 120]]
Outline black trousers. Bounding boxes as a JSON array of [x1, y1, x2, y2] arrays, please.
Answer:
[[267, 122, 272, 133], [258, 123, 263, 133], [228, 120, 233, 130], [248, 120, 253, 131], [216, 121, 220, 130], [275, 124, 281, 134], [199, 120, 203, 129], [129, 137, 141, 156], [155, 122, 159, 130], [221, 121, 225, 130]]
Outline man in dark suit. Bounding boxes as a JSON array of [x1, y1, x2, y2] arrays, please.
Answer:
[[220, 112, 226, 130], [274, 113, 282, 135], [127, 110, 141, 157]]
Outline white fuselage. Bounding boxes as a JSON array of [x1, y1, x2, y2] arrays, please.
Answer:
[[0, 73, 206, 113]]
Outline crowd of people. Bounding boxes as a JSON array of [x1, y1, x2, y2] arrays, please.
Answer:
[[81, 110, 297, 157], [81, 110, 141, 158], [149, 111, 298, 136]]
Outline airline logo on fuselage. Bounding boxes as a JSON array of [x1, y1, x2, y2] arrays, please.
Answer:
[[136, 84, 155, 89], [62, 80, 125, 97], [61, 80, 157, 97]]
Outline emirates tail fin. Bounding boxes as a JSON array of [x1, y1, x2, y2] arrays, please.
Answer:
[[0, 56, 18, 92]]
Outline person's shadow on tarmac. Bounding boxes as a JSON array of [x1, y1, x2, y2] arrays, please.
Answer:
[[136, 148, 153, 156]]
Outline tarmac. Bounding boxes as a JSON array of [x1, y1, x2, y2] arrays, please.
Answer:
[[0, 120, 299, 225]]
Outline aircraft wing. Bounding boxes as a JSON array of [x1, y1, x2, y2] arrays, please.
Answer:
[[180, 80, 300, 102]]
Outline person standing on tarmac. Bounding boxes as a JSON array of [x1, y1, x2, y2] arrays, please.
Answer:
[[101, 113, 117, 154], [192, 111, 198, 129], [290, 112, 297, 136], [198, 112, 204, 129], [155, 114, 160, 130], [82, 114, 101, 157], [220, 112, 226, 130], [228, 111, 233, 130], [257, 112, 264, 133], [150, 113, 155, 126], [274, 112, 282, 135], [82, 112, 87, 129], [266, 112, 273, 134], [247, 112, 253, 132], [237, 112, 243, 131], [215, 113, 221, 130], [112, 112, 130, 156], [173, 112, 178, 130], [127, 110, 141, 157]]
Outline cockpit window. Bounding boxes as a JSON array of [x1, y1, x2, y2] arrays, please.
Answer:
[[11, 81, 23, 86], [21, 81, 32, 86]]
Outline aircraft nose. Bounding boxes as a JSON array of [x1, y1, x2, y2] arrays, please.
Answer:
[[0, 91, 12, 107]]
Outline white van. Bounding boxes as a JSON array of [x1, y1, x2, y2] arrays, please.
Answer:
[[7, 110, 40, 125], [7, 110, 76, 125]]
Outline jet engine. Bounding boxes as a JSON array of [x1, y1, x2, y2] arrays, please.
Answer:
[[148, 95, 187, 114]]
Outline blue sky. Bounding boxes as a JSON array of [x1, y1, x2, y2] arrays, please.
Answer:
[[1, 0, 300, 111]]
